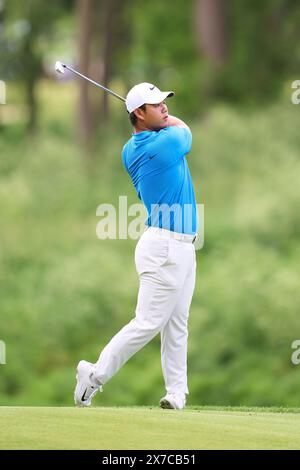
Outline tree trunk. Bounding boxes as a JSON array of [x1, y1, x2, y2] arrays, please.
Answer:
[[0, 0, 5, 129], [195, 0, 228, 68], [77, 0, 126, 141], [23, 36, 39, 133], [91, 0, 123, 126], [26, 76, 37, 132], [100, 0, 114, 121], [77, 0, 93, 153]]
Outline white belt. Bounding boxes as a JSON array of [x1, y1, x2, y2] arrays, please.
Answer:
[[145, 226, 197, 244]]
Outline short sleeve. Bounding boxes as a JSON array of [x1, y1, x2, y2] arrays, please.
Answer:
[[121, 144, 128, 171], [159, 126, 192, 158]]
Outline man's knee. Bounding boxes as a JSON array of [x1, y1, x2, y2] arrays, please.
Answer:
[[133, 316, 167, 335]]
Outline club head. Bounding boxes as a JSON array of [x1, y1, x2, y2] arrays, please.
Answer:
[[55, 61, 65, 74]]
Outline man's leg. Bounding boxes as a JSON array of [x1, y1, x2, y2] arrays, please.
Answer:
[[160, 248, 196, 396], [93, 274, 181, 384], [93, 236, 187, 385]]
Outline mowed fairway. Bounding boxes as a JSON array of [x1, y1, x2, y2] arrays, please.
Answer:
[[0, 407, 299, 450]]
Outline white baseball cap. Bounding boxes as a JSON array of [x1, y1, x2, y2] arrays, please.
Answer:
[[125, 82, 174, 113]]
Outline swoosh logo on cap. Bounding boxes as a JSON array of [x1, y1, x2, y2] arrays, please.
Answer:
[[149, 86, 155, 90]]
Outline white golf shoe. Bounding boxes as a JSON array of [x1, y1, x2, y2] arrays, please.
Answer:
[[74, 360, 102, 407], [159, 392, 186, 410]]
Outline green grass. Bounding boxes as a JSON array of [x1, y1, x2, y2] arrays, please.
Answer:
[[0, 406, 299, 450]]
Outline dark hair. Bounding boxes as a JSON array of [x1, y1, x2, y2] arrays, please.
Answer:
[[129, 104, 146, 126]]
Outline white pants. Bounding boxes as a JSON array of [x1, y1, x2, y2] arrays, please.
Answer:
[[94, 227, 196, 395]]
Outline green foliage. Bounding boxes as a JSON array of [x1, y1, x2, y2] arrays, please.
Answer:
[[0, 79, 299, 407], [2, 0, 300, 124], [119, 0, 300, 112], [1, 0, 65, 78], [123, 0, 202, 115], [218, 0, 300, 102]]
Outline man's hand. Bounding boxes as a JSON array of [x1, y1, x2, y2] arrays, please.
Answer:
[[166, 115, 190, 130]]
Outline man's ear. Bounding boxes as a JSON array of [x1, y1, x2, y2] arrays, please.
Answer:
[[134, 107, 146, 122]]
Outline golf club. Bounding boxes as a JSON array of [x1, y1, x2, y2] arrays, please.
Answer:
[[55, 60, 126, 103]]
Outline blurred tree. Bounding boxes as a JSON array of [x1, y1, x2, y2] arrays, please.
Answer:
[[97, 0, 130, 122], [199, 0, 300, 103], [123, 0, 200, 116], [76, 0, 129, 150], [195, 0, 228, 68], [82, 0, 119, 137], [98, 0, 114, 121], [77, 0, 93, 152], [0, 0, 4, 43], [2, 0, 70, 132], [0, 0, 5, 128], [125, 0, 300, 113], [1, 0, 300, 133]]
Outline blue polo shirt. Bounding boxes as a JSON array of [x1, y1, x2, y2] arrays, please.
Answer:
[[122, 126, 198, 235]]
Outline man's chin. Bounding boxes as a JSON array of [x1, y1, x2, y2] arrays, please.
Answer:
[[153, 122, 168, 131]]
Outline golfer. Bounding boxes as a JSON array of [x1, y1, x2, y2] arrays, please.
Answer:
[[74, 83, 198, 409]]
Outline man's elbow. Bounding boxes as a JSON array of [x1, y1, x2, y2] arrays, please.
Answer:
[[167, 115, 189, 130]]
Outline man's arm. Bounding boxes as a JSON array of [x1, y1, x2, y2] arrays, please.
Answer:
[[166, 115, 190, 130]]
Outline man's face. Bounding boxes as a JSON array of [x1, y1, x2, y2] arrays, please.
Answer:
[[136, 101, 169, 131]]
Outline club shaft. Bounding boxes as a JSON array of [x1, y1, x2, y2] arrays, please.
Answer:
[[63, 64, 125, 102]]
